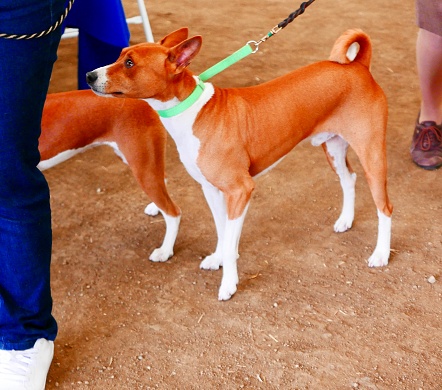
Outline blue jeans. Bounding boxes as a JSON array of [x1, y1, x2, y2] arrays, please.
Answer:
[[0, 0, 65, 350]]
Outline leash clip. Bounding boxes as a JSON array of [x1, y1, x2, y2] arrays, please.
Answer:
[[249, 24, 283, 53], [247, 40, 260, 54]]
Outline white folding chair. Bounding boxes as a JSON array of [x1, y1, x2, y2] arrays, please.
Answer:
[[126, 0, 154, 42], [62, 0, 154, 42]]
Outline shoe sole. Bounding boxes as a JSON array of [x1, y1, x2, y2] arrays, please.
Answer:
[[413, 160, 442, 170]]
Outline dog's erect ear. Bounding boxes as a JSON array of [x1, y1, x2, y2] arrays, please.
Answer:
[[159, 27, 189, 48], [167, 36, 202, 74]]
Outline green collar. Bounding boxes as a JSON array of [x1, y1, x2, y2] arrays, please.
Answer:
[[157, 43, 254, 118], [157, 78, 206, 118]]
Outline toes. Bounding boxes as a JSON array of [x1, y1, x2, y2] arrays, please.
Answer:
[[218, 282, 237, 301], [144, 202, 160, 216], [200, 254, 223, 270], [368, 250, 389, 267], [334, 215, 353, 233], [149, 248, 172, 262]]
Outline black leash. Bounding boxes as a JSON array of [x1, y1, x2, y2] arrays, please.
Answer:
[[278, 0, 316, 29], [254, 0, 316, 48], [164, 0, 317, 116], [0, 0, 315, 42], [0, 0, 75, 40]]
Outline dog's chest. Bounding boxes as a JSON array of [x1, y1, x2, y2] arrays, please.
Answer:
[[159, 81, 216, 186], [162, 118, 208, 185]]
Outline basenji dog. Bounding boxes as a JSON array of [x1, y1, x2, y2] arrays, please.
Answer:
[[86, 28, 393, 300], [39, 89, 181, 262]]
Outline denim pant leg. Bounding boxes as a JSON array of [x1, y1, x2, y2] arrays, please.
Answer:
[[0, 0, 65, 350]]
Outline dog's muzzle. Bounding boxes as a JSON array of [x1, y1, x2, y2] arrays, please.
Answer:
[[86, 71, 98, 87]]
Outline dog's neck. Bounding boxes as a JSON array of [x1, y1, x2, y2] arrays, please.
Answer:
[[146, 71, 199, 112]]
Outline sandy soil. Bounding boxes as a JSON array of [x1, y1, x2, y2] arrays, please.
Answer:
[[44, 0, 441, 388]]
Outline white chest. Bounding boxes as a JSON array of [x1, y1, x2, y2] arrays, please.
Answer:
[[155, 82, 216, 186], [170, 121, 206, 184]]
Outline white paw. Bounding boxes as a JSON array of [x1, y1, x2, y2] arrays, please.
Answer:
[[367, 250, 389, 267], [149, 247, 173, 262], [200, 254, 223, 270], [334, 215, 353, 233], [218, 280, 238, 301], [144, 202, 160, 216]]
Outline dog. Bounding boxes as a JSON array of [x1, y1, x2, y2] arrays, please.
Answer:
[[39, 89, 181, 262], [86, 28, 393, 301]]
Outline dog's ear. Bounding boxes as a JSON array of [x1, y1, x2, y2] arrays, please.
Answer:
[[167, 36, 202, 74], [159, 27, 189, 48]]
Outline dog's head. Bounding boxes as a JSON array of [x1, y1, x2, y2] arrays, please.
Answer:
[[86, 28, 202, 100]]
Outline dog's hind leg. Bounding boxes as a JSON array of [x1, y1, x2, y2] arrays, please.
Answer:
[[149, 208, 181, 262], [119, 140, 181, 262], [135, 177, 181, 263], [321, 136, 357, 233], [350, 128, 393, 267]]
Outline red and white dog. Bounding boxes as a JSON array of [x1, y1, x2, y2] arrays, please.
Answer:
[[39, 89, 181, 262], [86, 28, 393, 300]]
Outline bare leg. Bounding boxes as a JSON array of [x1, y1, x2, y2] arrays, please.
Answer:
[[417, 29, 442, 123], [411, 28, 442, 170]]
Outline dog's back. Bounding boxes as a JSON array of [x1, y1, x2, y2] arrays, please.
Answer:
[[39, 89, 166, 169]]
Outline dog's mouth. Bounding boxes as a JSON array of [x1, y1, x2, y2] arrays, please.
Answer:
[[89, 88, 114, 98]]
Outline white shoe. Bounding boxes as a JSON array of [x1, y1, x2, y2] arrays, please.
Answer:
[[0, 339, 54, 390]]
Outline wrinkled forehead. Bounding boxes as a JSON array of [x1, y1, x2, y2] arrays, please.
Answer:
[[117, 43, 168, 62]]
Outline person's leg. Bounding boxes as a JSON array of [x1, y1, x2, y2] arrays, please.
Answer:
[[0, 0, 64, 350], [410, 0, 442, 170], [417, 28, 442, 123]]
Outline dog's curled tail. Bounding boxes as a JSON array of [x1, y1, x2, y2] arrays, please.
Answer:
[[329, 29, 372, 68]]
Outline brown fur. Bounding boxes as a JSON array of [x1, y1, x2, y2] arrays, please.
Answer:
[[40, 89, 180, 218], [87, 29, 393, 298]]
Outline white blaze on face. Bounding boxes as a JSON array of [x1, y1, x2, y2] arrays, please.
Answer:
[[89, 65, 111, 95]]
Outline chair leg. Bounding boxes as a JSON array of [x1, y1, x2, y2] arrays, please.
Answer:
[[136, 0, 154, 42]]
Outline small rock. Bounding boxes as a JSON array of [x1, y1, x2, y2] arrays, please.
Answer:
[[427, 275, 436, 284]]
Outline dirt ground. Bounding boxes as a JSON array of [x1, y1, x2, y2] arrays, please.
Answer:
[[43, 0, 441, 388]]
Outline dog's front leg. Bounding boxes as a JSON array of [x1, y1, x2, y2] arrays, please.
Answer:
[[199, 184, 227, 270], [218, 203, 249, 301]]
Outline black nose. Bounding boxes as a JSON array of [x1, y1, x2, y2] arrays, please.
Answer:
[[86, 71, 98, 85]]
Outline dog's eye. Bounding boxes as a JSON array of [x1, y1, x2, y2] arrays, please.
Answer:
[[125, 59, 134, 68]]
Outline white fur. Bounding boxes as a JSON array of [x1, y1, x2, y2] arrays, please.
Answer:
[[144, 202, 160, 216], [38, 148, 88, 171], [322, 135, 357, 232], [87, 65, 112, 96], [146, 77, 215, 185], [148, 79, 248, 299], [199, 183, 228, 270], [38, 142, 127, 171], [92, 62, 391, 299], [149, 212, 181, 262], [146, 76, 392, 299], [368, 210, 391, 267], [310, 132, 335, 147], [39, 115, 178, 261], [346, 42, 359, 61]]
